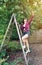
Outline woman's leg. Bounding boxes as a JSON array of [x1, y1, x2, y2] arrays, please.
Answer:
[[22, 36, 26, 45], [25, 38, 29, 49], [22, 34, 29, 46], [25, 38, 30, 52], [22, 36, 30, 52]]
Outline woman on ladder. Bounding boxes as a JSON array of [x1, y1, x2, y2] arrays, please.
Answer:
[[20, 11, 34, 53]]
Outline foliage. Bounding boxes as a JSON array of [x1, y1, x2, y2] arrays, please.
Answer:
[[2, 62, 9, 65], [10, 57, 23, 65], [0, 49, 9, 65], [3, 57, 23, 65], [0, 47, 23, 65], [0, 0, 42, 41], [7, 41, 21, 51]]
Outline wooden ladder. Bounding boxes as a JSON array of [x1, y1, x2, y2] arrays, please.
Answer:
[[0, 13, 30, 65]]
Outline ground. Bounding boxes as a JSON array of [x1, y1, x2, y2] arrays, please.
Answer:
[[29, 43, 42, 65], [8, 43, 42, 65]]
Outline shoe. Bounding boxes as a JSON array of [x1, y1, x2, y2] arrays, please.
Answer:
[[26, 49, 30, 54], [23, 45, 26, 48], [28, 49, 30, 53]]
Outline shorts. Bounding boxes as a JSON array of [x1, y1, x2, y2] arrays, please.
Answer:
[[22, 31, 30, 40], [23, 30, 30, 36]]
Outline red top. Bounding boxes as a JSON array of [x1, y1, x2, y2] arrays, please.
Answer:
[[20, 15, 34, 32]]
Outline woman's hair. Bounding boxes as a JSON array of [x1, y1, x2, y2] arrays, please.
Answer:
[[22, 19, 24, 24], [21, 18, 28, 25]]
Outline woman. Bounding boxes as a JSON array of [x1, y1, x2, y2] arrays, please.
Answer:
[[20, 11, 34, 53]]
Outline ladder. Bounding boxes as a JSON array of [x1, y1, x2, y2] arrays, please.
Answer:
[[0, 13, 30, 65]]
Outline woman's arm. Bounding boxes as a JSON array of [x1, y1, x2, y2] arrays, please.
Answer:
[[20, 24, 23, 30], [28, 11, 34, 24]]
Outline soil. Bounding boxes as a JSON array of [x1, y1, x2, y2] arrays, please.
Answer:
[[7, 43, 42, 65]]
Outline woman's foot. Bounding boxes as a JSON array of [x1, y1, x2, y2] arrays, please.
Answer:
[[26, 47, 31, 53], [28, 49, 30, 53], [23, 45, 26, 48], [26, 49, 30, 54]]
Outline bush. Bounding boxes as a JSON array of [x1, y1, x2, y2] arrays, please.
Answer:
[[8, 41, 21, 51], [0, 49, 9, 65]]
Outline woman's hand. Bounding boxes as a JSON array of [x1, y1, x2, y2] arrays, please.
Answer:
[[31, 11, 35, 16]]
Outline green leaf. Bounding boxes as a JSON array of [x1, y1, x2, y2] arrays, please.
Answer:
[[4, 0, 8, 2], [3, 62, 9, 65], [0, 49, 6, 57]]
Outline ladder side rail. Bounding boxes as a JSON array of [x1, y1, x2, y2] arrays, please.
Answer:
[[14, 16, 28, 65], [17, 23, 22, 37], [0, 14, 14, 50]]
